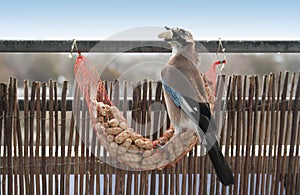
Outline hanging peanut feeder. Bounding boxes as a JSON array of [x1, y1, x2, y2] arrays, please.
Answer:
[[73, 55, 200, 171]]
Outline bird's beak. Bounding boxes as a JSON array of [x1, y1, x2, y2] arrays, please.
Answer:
[[158, 29, 173, 40]]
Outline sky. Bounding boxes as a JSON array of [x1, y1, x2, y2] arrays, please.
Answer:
[[0, 0, 300, 40]]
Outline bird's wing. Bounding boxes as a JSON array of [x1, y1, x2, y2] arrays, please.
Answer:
[[162, 80, 217, 133]]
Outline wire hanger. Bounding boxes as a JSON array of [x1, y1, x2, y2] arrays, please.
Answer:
[[68, 39, 81, 58], [213, 38, 227, 72]]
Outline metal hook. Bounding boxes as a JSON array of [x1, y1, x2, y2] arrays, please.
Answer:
[[216, 38, 225, 56], [215, 38, 226, 72], [68, 39, 81, 58]]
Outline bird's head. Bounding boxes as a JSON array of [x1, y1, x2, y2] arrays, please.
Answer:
[[158, 26, 195, 51]]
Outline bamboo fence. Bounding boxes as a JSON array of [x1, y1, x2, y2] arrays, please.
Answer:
[[0, 72, 300, 194]]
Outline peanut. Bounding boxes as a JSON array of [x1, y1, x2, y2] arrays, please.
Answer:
[[163, 128, 174, 139], [134, 139, 153, 150], [119, 122, 129, 130], [118, 138, 132, 154], [98, 116, 104, 122], [114, 113, 127, 123], [108, 118, 119, 127], [142, 150, 152, 158], [142, 152, 162, 166], [109, 106, 119, 116], [157, 137, 168, 145], [115, 130, 131, 144], [107, 135, 114, 142], [106, 127, 123, 135], [126, 128, 134, 133], [120, 153, 142, 163], [130, 133, 143, 141], [128, 144, 140, 153], [122, 138, 132, 148], [118, 146, 128, 154]]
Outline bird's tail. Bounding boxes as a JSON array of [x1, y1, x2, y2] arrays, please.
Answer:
[[208, 142, 234, 186]]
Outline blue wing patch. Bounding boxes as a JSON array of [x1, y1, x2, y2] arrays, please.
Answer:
[[162, 81, 182, 107]]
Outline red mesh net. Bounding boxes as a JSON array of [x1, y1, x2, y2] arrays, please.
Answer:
[[205, 59, 226, 96], [74, 55, 112, 108]]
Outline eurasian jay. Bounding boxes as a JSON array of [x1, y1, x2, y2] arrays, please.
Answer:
[[158, 26, 234, 186]]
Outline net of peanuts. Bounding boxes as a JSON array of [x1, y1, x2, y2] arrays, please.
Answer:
[[90, 98, 199, 170], [74, 55, 218, 171]]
